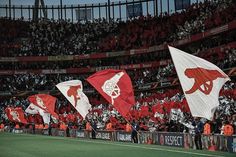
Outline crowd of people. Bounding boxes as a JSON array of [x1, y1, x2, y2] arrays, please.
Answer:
[[0, 0, 235, 145], [0, 0, 235, 57], [0, 83, 235, 136], [0, 45, 235, 93]]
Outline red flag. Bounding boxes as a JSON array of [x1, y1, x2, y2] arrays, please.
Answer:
[[139, 106, 150, 118], [87, 69, 135, 118], [152, 103, 164, 114], [5, 107, 27, 124], [28, 94, 59, 119], [181, 98, 190, 113]]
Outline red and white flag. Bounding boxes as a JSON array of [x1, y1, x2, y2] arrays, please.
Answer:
[[28, 94, 59, 119], [168, 46, 230, 120], [25, 103, 40, 115], [5, 107, 27, 124], [56, 80, 91, 119], [87, 69, 135, 118], [25, 103, 51, 124]]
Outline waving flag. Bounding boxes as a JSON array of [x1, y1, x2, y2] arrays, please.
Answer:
[[25, 103, 51, 124], [56, 80, 91, 119], [5, 107, 27, 124], [87, 69, 135, 118], [28, 94, 59, 119], [168, 46, 230, 120], [25, 103, 40, 115]]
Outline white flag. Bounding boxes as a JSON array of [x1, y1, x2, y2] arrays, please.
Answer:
[[168, 46, 230, 120], [56, 80, 91, 118], [38, 110, 51, 124], [25, 103, 51, 124], [25, 103, 40, 115]]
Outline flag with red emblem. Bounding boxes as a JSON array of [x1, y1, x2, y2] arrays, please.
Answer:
[[5, 107, 27, 124], [25, 103, 51, 124], [28, 94, 59, 119], [56, 80, 91, 119], [168, 46, 230, 120], [87, 69, 135, 118]]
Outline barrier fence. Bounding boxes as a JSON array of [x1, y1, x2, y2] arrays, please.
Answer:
[[0, 0, 204, 22], [2, 128, 235, 153]]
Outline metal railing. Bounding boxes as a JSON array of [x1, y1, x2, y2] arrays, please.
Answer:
[[0, 0, 205, 22]]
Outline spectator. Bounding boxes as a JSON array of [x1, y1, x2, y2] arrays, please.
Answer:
[[131, 120, 140, 143], [91, 120, 97, 139], [192, 118, 203, 150]]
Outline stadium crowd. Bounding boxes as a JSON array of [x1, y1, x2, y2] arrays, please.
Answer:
[[0, 0, 235, 57], [0, 45, 235, 92], [0, 82, 235, 135], [0, 0, 235, 138]]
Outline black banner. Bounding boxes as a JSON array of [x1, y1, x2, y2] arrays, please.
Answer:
[[89, 131, 112, 140], [139, 131, 154, 144], [13, 129, 23, 134], [42, 129, 49, 135], [175, 0, 190, 11], [117, 132, 132, 142], [126, 3, 143, 18], [58, 130, 65, 137], [75, 8, 92, 21], [76, 130, 86, 138], [157, 132, 184, 147], [69, 129, 77, 137]]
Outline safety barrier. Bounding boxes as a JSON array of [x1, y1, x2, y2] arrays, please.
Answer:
[[11, 128, 235, 153]]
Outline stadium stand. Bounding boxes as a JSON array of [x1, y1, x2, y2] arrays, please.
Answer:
[[0, 0, 235, 149]]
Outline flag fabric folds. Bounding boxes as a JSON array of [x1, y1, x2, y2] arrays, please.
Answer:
[[25, 103, 51, 124], [87, 69, 135, 118], [168, 46, 230, 120], [5, 107, 27, 124], [28, 94, 59, 120], [25, 103, 40, 115], [56, 80, 91, 119]]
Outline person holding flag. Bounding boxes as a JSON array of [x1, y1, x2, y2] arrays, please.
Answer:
[[192, 118, 204, 150], [56, 80, 97, 136], [87, 69, 137, 141], [131, 119, 140, 143], [168, 45, 231, 150], [91, 119, 97, 139]]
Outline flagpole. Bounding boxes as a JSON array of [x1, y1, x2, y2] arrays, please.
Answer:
[[123, 116, 142, 143], [86, 119, 97, 134], [85, 112, 98, 138]]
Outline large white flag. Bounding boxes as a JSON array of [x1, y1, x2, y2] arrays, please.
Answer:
[[25, 103, 51, 124], [56, 80, 91, 118], [168, 46, 230, 120]]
